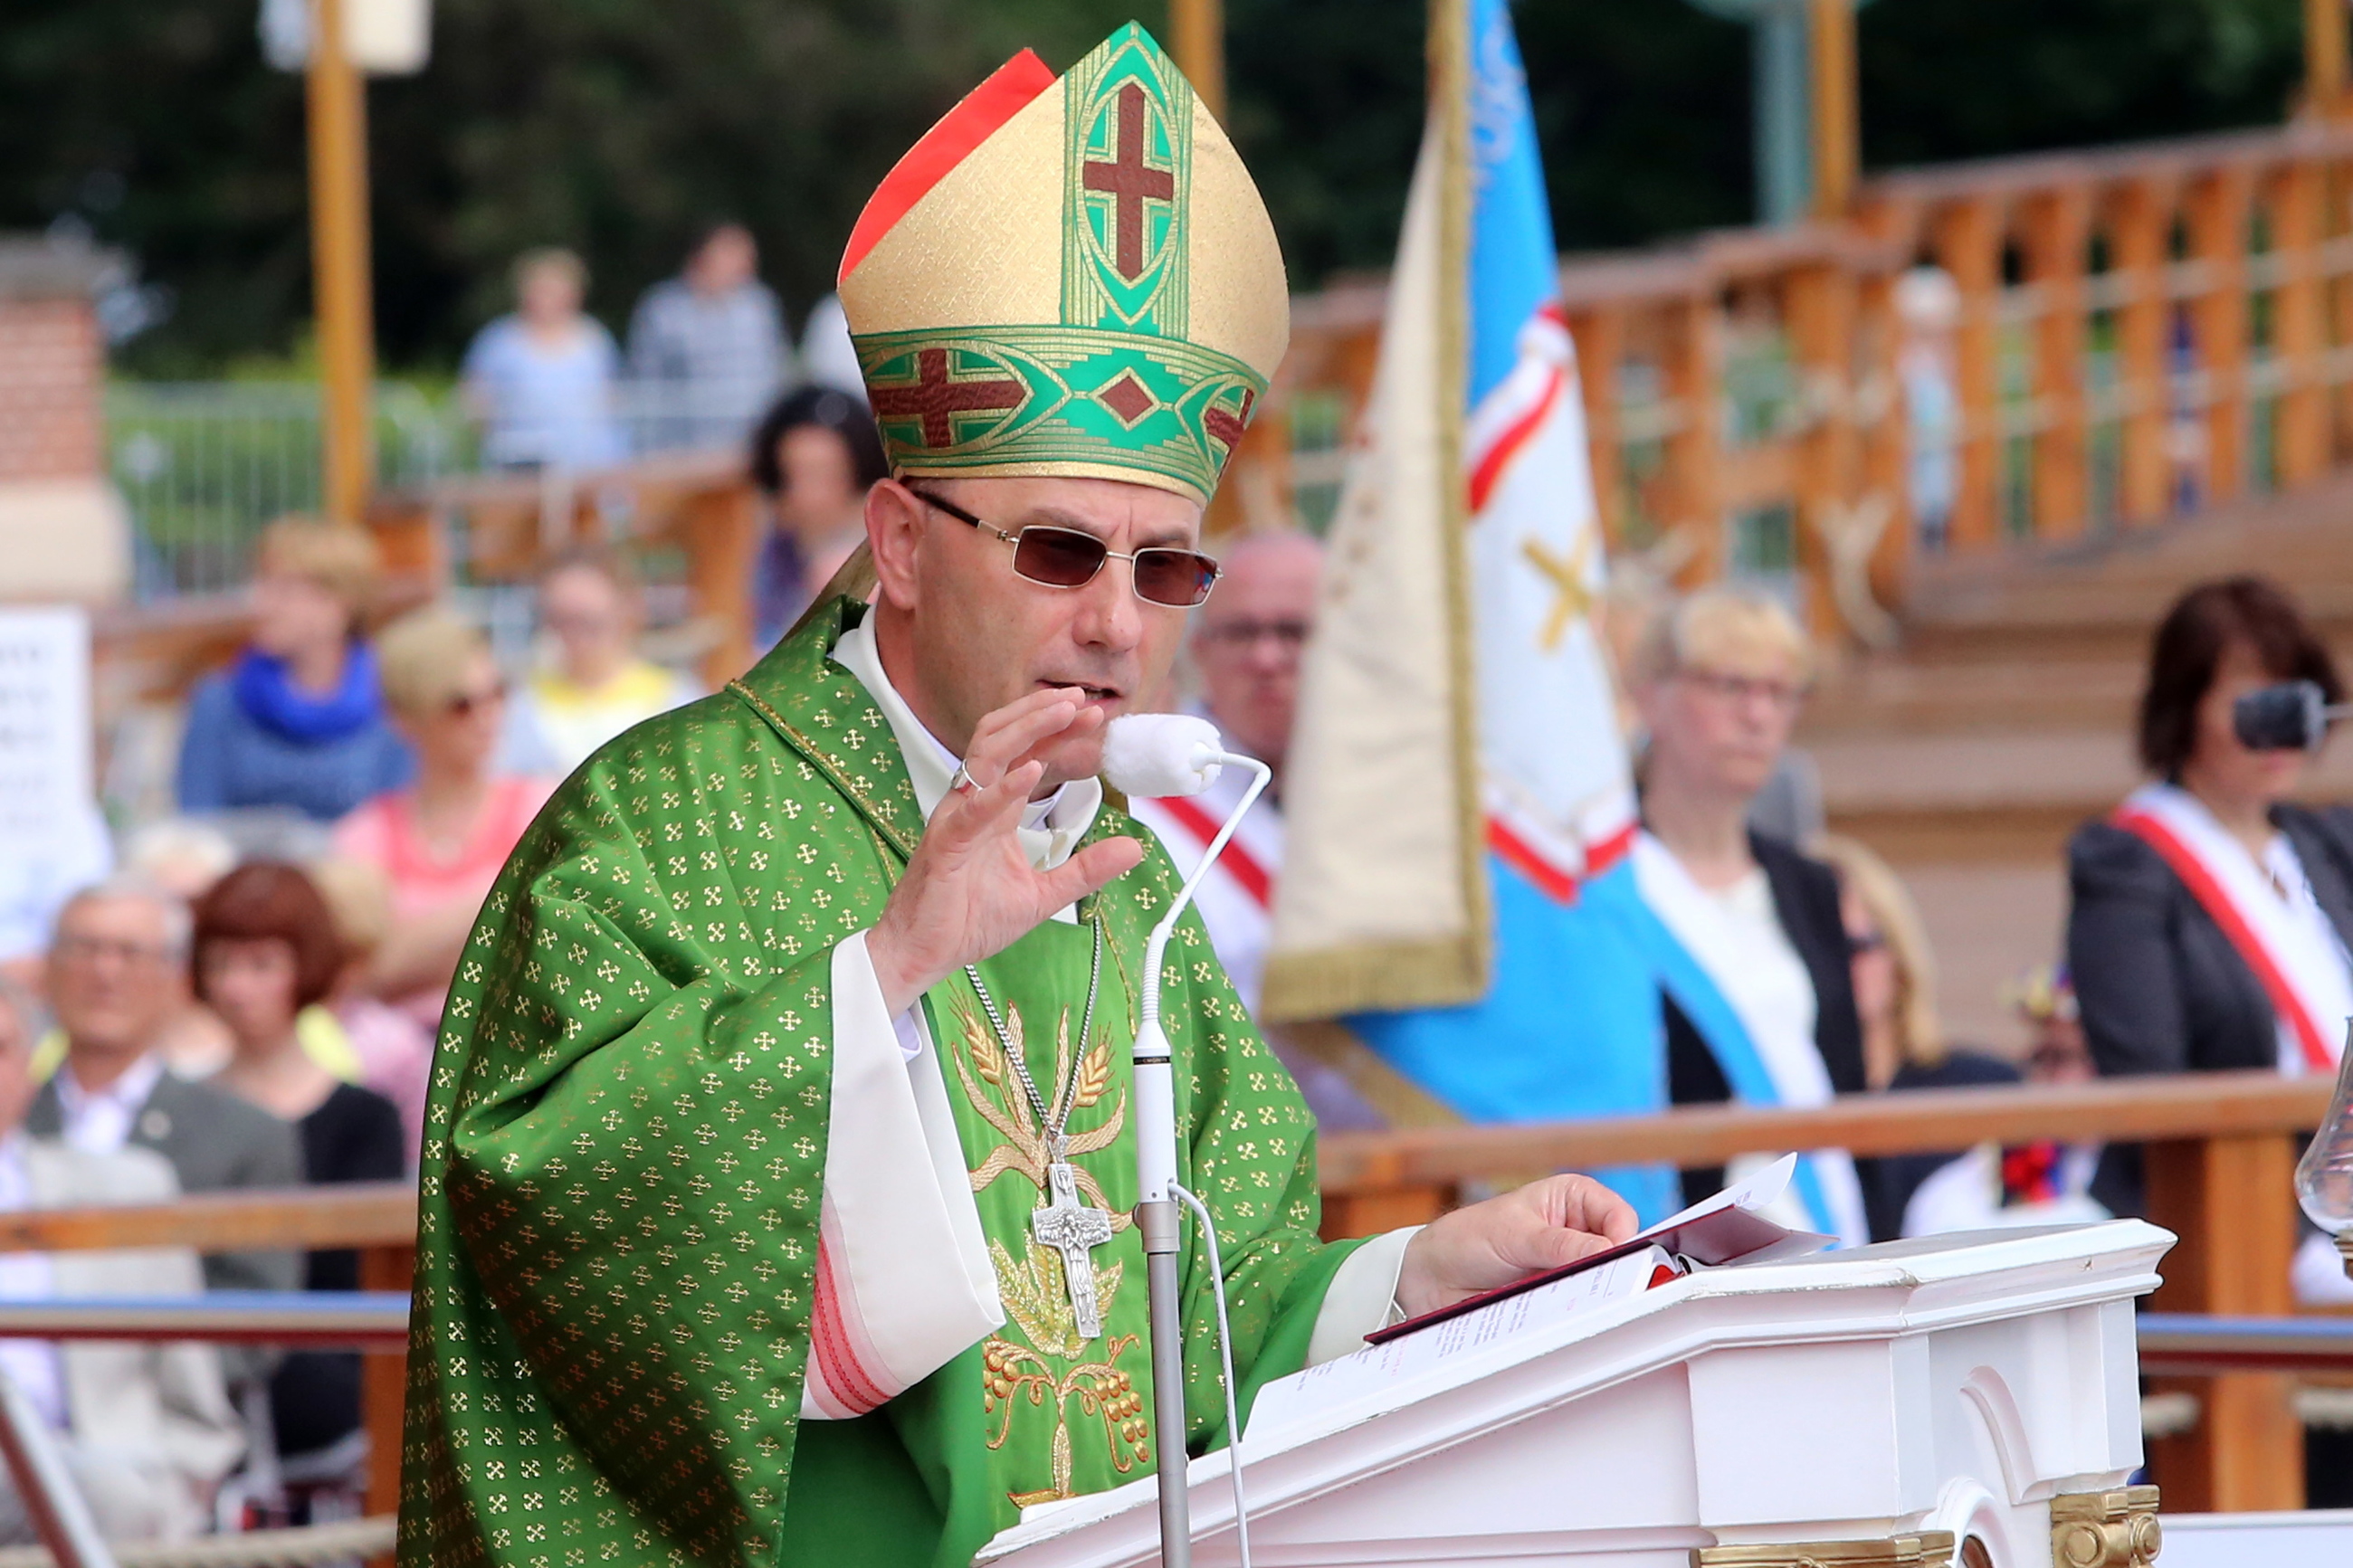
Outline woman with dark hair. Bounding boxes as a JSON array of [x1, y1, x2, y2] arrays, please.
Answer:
[[191, 862, 405, 1478], [2067, 575, 2353, 1231], [746, 385, 889, 647]]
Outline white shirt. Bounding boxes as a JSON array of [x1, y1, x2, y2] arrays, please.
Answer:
[[52, 1054, 167, 1159], [1703, 868, 1820, 1083], [0, 1137, 66, 1430]]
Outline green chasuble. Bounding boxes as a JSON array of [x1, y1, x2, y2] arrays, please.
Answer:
[[398, 601, 1367, 1568]]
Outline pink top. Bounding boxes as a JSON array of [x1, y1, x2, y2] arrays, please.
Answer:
[[334, 775, 555, 1029], [333, 775, 555, 922]]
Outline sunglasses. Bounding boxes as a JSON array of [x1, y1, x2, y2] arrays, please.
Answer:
[[445, 681, 508, 717], [910, 489, 1222, 608]]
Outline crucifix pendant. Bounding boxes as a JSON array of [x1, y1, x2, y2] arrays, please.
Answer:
[[1032, 1158, 1114, 1342]]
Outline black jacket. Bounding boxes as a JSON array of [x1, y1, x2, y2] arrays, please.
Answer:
[[2066, 800, 2353, 1212], [1662, 832, 1871, 1216]]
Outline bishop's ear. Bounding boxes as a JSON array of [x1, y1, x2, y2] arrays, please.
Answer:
[[863, 480, 928, 613]]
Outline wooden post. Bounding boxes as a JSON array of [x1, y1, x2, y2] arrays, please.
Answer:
[[2184, 170, 2253, 505], [2309, 0, 2350, 119], [2269, 157, 2331, 488], [1170, 0, 1227, 123], [1567, 307, 1628, 548], [2023, 186, 2093, 538], [1930, 197, 2004, 551], [2109, 180, 2174, 527], [1785, 261, 1859, 638], [305, 0, 376, 527], [1808, 0, 1860, 220], [1853, 195, 1915, 608], [2142, 1135, 2304, 1512], [682, 480, 761, 689], [1662, 293, 1724, 584], [361, 1240, 415, 1556]]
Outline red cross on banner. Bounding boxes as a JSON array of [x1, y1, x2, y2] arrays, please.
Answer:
[[1082, 81, 1176, 281], [869, 347, 1026, 449]]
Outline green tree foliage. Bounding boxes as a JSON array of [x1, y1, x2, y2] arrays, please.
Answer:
[[0, 0, 2317, 372]]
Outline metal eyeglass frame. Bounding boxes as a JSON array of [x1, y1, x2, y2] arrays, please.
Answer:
[[907, 487, 1224, 607]]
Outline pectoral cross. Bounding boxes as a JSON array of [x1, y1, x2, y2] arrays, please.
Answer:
[[1032, 1157, 1114, 1341]]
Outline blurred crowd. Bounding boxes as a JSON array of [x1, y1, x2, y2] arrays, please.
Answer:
[[10, 221, 2352, 1543]]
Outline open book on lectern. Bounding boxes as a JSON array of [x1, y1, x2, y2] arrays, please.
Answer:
[[1245, 1155, 1832, 1440]]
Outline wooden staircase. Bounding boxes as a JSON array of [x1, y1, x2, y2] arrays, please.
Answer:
[[1801, 472, 2353, 1051]]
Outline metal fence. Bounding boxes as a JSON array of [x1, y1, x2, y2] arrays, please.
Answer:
[[107, 382, 461, 600], [107, 379, 783, 603]]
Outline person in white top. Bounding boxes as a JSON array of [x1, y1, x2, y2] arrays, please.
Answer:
[[1127, 531, 1319, 1014], [1630, 589, 1872, 1244]]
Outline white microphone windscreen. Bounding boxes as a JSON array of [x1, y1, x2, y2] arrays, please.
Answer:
[[1101, 713, 1224, 798]]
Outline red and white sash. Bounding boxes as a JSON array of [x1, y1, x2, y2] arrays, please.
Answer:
[[1144, 794, 1273, 909], [2111, 784, 2353, 1073]]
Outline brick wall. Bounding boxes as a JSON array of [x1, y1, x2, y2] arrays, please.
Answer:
[[0, 296, 100, 484]]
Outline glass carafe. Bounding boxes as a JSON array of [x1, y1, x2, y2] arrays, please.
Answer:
[[2293, 1019, 2353, 1278]]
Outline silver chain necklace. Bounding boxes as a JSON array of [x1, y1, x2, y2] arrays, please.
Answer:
[[965, 915, 1115, 1338], [963, 914, 1104, 1159]]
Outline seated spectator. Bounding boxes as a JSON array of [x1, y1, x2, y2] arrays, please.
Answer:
[[502, 547, 700, 777], [2067, 576, 2353, 1237], [1629, 588, 1870, 1245], [748, 385, 889, 648], [625, 221, 789, 451], [462, 248, 626, 471], [1815, 835, 2072, 1237], [26, 880, 300, 1295], [192, 863, 404, 1479], [306, 857, 433, 1164], [0, 976, 242, 1544], [176, 517, 414, 824], [336, 610, 555, 1028], [116, 817, 241, 1078]]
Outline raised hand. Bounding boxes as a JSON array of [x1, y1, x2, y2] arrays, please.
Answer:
[[1393, 1174, 1641, 1317], [866, 687, 1147, 1015]]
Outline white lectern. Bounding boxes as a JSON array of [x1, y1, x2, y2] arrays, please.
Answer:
[[978, 1221, 2170, 1568]]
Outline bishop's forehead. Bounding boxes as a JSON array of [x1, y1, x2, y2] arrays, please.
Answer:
[[838, 24, 1288, 509]]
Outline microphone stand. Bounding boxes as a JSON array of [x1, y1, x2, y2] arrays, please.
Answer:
[[1131, 749, 1272, 1568]]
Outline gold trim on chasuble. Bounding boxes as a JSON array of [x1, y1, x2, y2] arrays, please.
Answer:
[[945, 971, 1151, 1505], [730, 638, 1157, 1507]]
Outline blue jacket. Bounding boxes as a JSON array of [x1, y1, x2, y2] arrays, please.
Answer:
[[176, 669, 414, 822]]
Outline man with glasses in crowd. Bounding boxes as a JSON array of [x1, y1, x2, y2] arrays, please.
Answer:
[[401, 27, 1635, 1568], [28, 880, 300, 1297], [1128, 531, 1320, 1016]]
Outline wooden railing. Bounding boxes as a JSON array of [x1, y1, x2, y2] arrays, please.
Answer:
[[1222, 119, 2353, 643], [1317, 1069, 2335, 1516], [0, 1072, 2330, 1528]]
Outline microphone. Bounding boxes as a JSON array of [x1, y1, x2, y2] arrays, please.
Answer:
[[2234, 679, 2351, 753], [1101, 713, 1272, 1568]]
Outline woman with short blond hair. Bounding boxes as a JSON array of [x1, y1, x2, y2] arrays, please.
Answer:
[[1630, 587, 1872, 1242], [333, 608, 553, 1025], [176, 515, 414, 822]]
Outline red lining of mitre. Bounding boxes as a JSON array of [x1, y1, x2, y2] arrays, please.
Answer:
[[838, 50, 1058, 285]]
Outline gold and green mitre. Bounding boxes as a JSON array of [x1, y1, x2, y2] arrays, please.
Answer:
[[837, 23, 1288, 505]]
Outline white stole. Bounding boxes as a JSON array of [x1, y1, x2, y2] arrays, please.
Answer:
[[1631, 833, 1872, 1248]]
